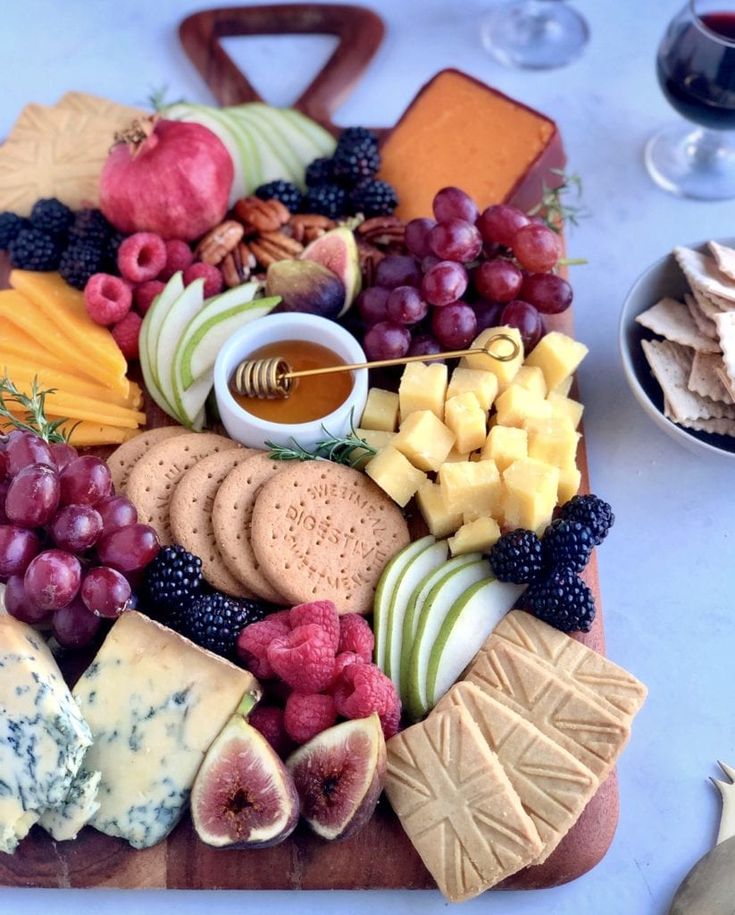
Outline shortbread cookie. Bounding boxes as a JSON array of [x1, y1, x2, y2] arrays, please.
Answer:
[[107, 425, 187, 493]]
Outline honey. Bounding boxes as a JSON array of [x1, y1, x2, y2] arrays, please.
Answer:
[[230, 340, 353, 424]]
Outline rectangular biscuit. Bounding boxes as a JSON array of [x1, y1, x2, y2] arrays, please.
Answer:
[[634, 297, 720, 353], [385, 704, 542, 902]]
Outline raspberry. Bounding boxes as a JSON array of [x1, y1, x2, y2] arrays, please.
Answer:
[[268, 609, 293, 629], [134, 280, 165, 315], [249, 705, 292, 757], [337, 613, 374, 661], [84, 273, 132, 326], [111, 311, 142, 361], [329, 650, 365, 689], [289, 600, 340, 651], [267, 623, 336, 693], [236, 617, 291, 679], [333, 663, 401, 738], [283, 692, 337, 744], [159, 239, 193, 281], [184, 262, 223, 297], [117, 232, 167, 283]]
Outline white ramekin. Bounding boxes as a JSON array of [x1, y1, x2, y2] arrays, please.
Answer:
[[214, 313, 368, 450]]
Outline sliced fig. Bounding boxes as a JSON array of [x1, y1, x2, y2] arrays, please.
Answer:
[[286, 713, 386, 842], [301, 227, 361, 315], [266, 259, 346, 319], [191, 713, 299, 848]]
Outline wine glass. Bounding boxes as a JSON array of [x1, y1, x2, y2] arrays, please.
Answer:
[[480, 0, 589, 70], [646, 0, 735, 200]]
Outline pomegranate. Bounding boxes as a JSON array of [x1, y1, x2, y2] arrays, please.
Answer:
[[99, 118, 233, 241]]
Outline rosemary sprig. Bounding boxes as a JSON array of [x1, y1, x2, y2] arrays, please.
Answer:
[[266, 410, 377, 469], [0, 374, 73, 443], [528, 169, 588, 234], [145, 85, 185, 112]]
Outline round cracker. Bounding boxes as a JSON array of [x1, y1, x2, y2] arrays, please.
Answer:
[[212, 453, 287, 604], [250, 461, 410, 615], [126, 433, 238, 545], [169, 449, 259, 598], [107, 426, 187, 493]]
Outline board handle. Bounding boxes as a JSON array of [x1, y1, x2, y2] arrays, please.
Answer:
[[179, 4, 385, 128]]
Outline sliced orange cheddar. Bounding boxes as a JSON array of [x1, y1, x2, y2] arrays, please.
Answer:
[[0, 418, 139, 447], [0, 356, 140, 409], [4, 387, 145, 430]]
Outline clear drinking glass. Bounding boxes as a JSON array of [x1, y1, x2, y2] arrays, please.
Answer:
[[645, 0, 735, 200], [480, 0, 589, 70]]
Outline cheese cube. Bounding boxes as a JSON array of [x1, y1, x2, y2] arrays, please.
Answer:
[[552, 375, 574, 397], [462, 326, 523, 387], [416, 480, 463, 537], [495, 384, 552, 428], [525, 416, 580, 468], [444, 393, 487, 454], [558, 463, 582, 504], [446, 367, 498, 411], [524, 332, 588, 391], [392, 410, 455, 472], [448, 516, 501, 556], [360, 388, 400, 431], [439, 459, 501, 518], [503, 458, 559, 535], [351, 428, 396, 469], [399, 362, 448, 420], [481, 425, 528, 472], [547, 392, 584, 429], [445, 446, 472, 463], [512, 364, 547, 398], [365, 446, 427, 507]]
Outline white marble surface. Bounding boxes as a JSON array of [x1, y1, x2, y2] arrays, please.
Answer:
[[1, 0, 734, 912]]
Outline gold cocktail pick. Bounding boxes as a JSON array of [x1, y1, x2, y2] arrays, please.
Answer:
[[232, 332, 520, 400]]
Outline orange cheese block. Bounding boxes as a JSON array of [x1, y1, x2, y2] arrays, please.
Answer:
[[379, 69, 565, 221], [0, 418, 139, 447], [4, 388, 145, 430], [0, 356, 142, 410]]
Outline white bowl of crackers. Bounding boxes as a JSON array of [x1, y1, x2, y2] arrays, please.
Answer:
[[620, 238, 735, 459]]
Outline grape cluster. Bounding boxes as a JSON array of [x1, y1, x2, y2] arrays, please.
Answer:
[[356, 187, 573, 360], [0, 430, 160, 648]]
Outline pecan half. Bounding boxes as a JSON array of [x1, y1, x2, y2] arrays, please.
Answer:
[[357, 216, 406, 248], [249, 231, 304, 268], [195, 220, 245, 265], [234, 196, 291, 234], [288, 213, 336, 244], [220, 241, 257, 287]]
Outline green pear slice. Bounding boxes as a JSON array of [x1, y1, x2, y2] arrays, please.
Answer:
[[277, 107, 336, 160], [405, 556, 490, 721], [385, 539, 449, 695], [239, 105, 304, 185], [425, 577, 524, 709], [140, 272, 184, 418], [373, 536, 434, 672], [228, 107, 300, 186], [156, 278, 205, 426]]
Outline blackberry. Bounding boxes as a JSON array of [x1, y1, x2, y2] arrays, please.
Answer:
[[180, 591, 269, 659], [30, 198, 74, 238], [488, 529, 544, 584], [8, 228, 62, 271], [349, 178, 398, 217], [255, 180, 303, 214], [305, 156, 335, 188], [303, 183, 347, 219], [517, 565, 596, 633], [142, 545, 205, 616], [68, 208, 113, 247], [58, 241, 105, 290], [338, 127, 379, 154], [542, 519, 594, 573], [104, 231, 125, 271], [333, 129, 381, 185], [559, 494, 614, 546], [0, 212, 30, 250]]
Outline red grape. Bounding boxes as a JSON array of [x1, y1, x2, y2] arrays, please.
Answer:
[[5, 463, 60, 527], [375, 255, 422, 289], [50, 504, 103, 552], [357, 287, 390, 326], [511, 224, 562, 272], [6, 431, 53, 475], [421, 255, 440, 273], [0, 481, 9, 524], [473, 259, 523, 303], [24, 549, 81, 610], [472, 299, 504, 333], [0, 449, 8, 481], [431, 303, 478, 349], [0, 525, 41, 577], [386, 286, 429, 325], [408, 335, 444, 358], [96, 523, 160, 573], [429, 219, 482, 263], [81, 566, 131, 618], [49, 441, 78, 472], [432, 187, 478, 224], [53, 597, 102, 648], [476, 204, 530, 247], [421, 261, 468, 307], [96, 496, 138, 534], [363, 322, 412, 361], [4, 575, 51, 624], [405, 218, 437, 258], [500, 300, 544, 352], [519, 272, 573, 314], [59, 455, 112, 507]]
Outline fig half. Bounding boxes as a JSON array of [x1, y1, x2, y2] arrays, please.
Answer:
[[286, 713, 387, 842], [191, 708, 299, 848]]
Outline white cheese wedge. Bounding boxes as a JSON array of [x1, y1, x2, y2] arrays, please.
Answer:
[[73, 611, 259, 849], [0, 614, 95, 854]]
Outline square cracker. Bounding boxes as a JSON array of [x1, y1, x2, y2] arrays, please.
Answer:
[[684, 293, 718, 340], [715, 312, 735, 391], [691, 285, 725, 323], [385, 705, 542, 902], [680, 415, 735, 436], [689, 352, 733, 404], [635, 297, 720, 353], [674, 246, 735, 306], [709, 241, 735, 283], [434, 683, 597, 865]]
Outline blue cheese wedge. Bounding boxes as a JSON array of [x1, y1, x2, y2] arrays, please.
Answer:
[[38, 769, 101, 842], [0, 614, 96, 854], [73, 611, 259, 849]]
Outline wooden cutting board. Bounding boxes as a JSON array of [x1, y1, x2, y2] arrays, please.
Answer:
[[0, 3, 618, 893]]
